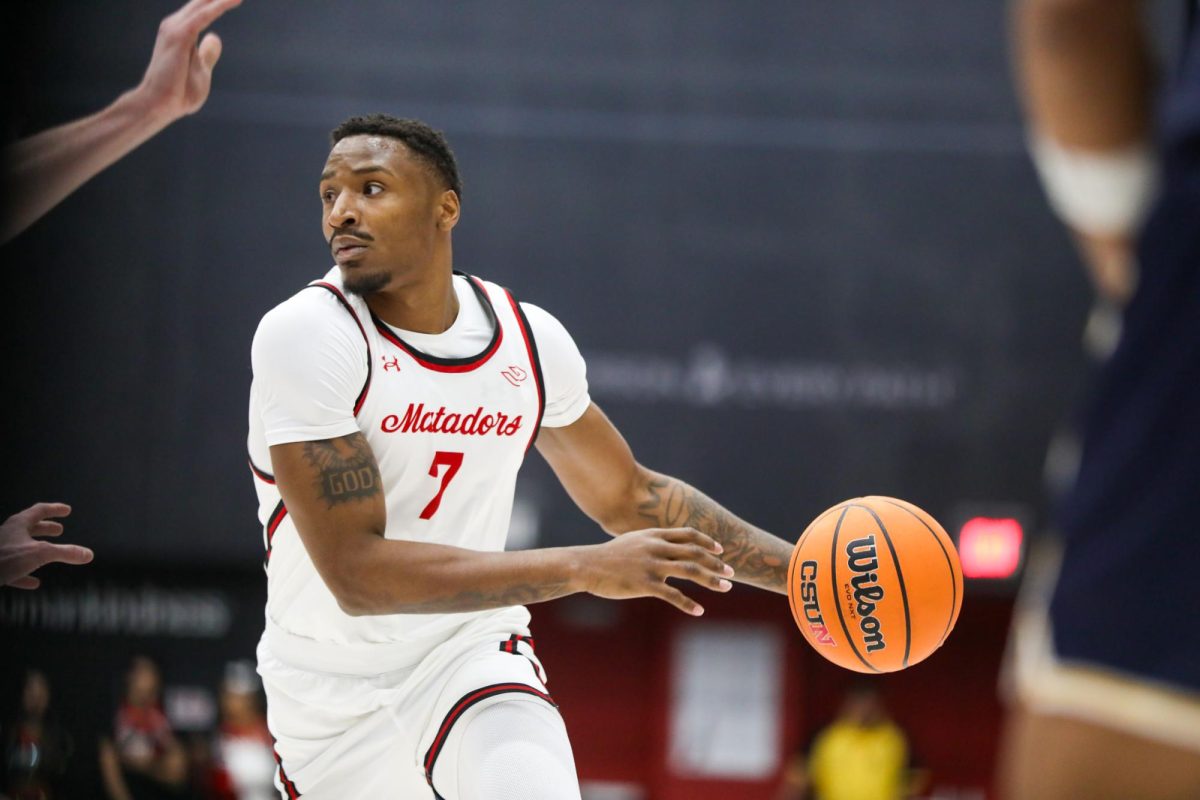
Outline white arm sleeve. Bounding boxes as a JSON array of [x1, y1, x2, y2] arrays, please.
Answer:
[[250, 290, 367, 446], [521, 303, 591, 428]]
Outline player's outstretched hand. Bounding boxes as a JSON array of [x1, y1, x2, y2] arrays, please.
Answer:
[[581, 528, 733, 616], [135, 0, 243, 124], [0, 503, 93, 590]]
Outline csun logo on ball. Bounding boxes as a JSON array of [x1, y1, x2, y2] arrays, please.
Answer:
[[797, 561, 836, 647]]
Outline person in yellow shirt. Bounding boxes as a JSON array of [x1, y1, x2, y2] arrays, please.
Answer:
[[778, 684, 923, 800]]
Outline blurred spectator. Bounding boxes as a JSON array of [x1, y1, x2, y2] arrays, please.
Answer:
[[98, 657, 188, 800], [205, 663, 274, 800], [2, 669, 72, 800], [777, 683, 924, 800]]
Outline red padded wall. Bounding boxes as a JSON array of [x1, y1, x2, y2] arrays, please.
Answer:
[[530, 587, 1012, 799]]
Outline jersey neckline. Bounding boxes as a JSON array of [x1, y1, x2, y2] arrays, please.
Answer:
[[369, 272, 504, 373]]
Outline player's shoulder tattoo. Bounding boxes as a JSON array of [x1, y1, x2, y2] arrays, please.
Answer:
[[301, 433, 382, 509]]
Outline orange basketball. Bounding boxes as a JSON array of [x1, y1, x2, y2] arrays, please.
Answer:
[[787, 496, 963, 673]]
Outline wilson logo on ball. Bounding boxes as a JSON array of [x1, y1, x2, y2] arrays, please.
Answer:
[[846, 536, 887, 653], [798, 561, 836, 647], [788, 496, 963, 674]]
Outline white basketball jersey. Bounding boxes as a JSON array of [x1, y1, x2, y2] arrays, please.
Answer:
[[248, 269, 544, 666]]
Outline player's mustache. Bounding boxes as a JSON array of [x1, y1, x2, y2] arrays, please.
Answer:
[[327, 229, 375, 250]]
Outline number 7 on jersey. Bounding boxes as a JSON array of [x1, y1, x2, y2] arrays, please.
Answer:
[[420, 451, 464, 519]]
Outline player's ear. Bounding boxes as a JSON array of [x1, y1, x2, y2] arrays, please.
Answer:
[[436, 189, 460, 232]]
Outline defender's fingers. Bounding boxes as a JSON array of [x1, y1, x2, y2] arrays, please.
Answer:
[[180, 0, 243, 35], [30, 521, 64, 538], [7, 576, 40, 590], [659, 527, 723, 554], [166, 0, 212, 24], [39, 543, 94, 567], [14, 502, 71, 524], [160, 0, 211, 40], [197, 32, 223, 71], [655, 584, 704, 617]]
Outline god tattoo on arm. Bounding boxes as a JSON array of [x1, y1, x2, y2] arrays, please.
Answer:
[[302, 434, 383, 509]]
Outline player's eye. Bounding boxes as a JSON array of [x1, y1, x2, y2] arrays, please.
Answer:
[[320, 189, 337, 203], [364, 182, 384, 196]]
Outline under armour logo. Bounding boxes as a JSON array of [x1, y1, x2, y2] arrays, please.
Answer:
[[381, 355, 401, 372], [501, 365, 528, 387]]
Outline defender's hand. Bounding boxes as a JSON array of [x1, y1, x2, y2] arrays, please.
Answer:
[[0, 503, 93, 590], [579, 527, 734, 616], [134, 0, 243, 123], [1073, 230, 1137, 306]]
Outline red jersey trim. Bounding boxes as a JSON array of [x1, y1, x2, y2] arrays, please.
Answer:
[[504, 289, 546, 453], [306, 281, 372, 416], [247, 458, 275, 485], [370, 273, 504, 373]]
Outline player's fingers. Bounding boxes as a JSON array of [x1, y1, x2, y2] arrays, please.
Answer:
[[659, 527, 723, 554], [197, 32, 223, 71], [654, 583, 704, 617], [664, 543, 734, 577], [13, 502, 71, 524], [30, 520, 64, 538], [7, 576, 40, 590], [39, 542, 94, 567], [661, 557, 733, 593]]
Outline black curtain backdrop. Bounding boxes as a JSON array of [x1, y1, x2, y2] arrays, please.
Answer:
[[1, 1, 1091, 570]]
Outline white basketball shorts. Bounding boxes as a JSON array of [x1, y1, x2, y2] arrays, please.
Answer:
[[259, 621, 560, 798]]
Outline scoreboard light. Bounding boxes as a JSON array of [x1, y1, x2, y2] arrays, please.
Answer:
[[958, 516, 1024, 579]]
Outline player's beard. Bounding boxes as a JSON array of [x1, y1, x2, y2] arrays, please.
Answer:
[[342, 265, 391, 297]]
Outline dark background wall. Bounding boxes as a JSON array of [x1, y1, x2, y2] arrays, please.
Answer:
[[2, 1, 1133, 797], [1, 0, 1090, 565]]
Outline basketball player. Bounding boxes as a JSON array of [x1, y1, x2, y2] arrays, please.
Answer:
[[248, 114, 795, 799], [1001, 1, 1200, 797], [0, 0, 241, 590]]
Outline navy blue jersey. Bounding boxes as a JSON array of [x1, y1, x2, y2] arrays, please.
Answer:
[[1050, 7, 1200, 691]]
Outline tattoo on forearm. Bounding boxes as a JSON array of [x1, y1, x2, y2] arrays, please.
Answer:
[[637, 476, 790, 592], [405, 582, 572, 613], [302, 435, 383, 509]]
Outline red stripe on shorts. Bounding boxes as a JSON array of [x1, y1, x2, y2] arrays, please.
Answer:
[[422, 682, 557, 792]]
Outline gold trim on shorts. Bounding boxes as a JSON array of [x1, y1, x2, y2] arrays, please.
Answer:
[[1002, 540, 1200, 752]]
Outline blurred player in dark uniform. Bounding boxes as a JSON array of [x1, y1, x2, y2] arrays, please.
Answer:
[[1002, 1, 1200, 797]]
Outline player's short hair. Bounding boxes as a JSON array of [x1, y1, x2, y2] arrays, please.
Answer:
[[330, 114, 463, 198]]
